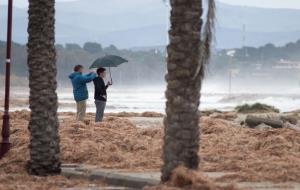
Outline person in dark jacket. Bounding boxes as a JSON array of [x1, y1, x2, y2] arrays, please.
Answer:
[[93, 67, 111, 122], [69, 65, 96, 121]]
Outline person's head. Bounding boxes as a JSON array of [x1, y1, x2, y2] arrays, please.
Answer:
[[97, 67, 106, 78], [74, 65, 84, 73]]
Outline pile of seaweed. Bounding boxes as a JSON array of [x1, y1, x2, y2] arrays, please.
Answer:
[[235, 103, 280, 113], [1, 110, 300, 190]]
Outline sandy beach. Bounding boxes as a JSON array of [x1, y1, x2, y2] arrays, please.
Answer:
[[0, 110, 299, 189]]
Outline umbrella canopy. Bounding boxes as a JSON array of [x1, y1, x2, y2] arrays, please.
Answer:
[[89, 55, 128, 69], [90, 55, 128, 85]]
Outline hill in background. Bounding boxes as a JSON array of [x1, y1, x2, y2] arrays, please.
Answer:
[[1, 0, 300, 48]]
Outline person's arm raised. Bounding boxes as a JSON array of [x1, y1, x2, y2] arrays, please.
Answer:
[[81, 72, 97, 83]]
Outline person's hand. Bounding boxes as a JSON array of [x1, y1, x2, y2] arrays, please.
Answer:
[[107, 81, 112, 86]]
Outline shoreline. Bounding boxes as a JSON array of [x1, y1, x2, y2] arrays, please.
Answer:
[[3, 91, 300, 113], [2, 85, 300, 96]]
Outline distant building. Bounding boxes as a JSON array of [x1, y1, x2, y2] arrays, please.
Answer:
[[273, 59, 300, 70]]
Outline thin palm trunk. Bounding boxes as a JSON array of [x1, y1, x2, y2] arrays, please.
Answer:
[[26, 0, 61, 176], [162, 0, 215, 181]]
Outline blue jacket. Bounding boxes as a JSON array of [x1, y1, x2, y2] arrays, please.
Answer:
[[69, 72, 97, 102]]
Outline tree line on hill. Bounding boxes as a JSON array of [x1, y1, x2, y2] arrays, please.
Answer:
[[209, 40, 300, 83], [1, 40, 300, 86], [0, 41, 166, 86]]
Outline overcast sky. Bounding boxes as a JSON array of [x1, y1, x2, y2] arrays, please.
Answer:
[[1, 0, 300, 9], [219, 0, 300, 9], [0, 0, 77, 7]]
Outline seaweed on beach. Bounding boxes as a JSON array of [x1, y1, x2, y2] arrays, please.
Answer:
[[145, 166, 238, 190], [61, 116, 163, 169], [105, 112, 164, 118], [0, 112, 104, 190], [235, 103, 280, 113], [200, 117, 300, 182], [1, 110, 300, 189]]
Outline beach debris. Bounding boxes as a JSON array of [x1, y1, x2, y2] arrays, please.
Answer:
[[235, 103, 280, 114], [255, 123, 273, 130], [145, 166, 238, 190], [105, 112, 164, 118], [245, 115, 283, 128], [280, 114, 298, 125], [209, 111, 237, 121], [141, 112, 164, 117], [284, 122, 300, 132], [1, 110, 300, 187], [201, 109, 222, 117], [169, 166, 237, 190]]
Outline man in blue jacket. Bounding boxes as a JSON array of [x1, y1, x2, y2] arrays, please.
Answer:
[[69, 65, 96, 121]]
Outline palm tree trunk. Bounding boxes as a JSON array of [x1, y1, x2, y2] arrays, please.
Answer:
[[162, 0, 203, 181], [26, 0, 61, 176]]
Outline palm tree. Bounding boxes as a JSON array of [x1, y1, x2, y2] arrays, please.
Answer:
[[26, 0, 61, 176], [162, 0, 215, 181]]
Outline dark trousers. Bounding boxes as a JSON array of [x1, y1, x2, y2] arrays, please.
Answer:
[[95, 100, 106, 122]]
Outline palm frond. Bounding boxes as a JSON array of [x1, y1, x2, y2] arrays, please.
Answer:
[[193, 0, 216, 80]]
